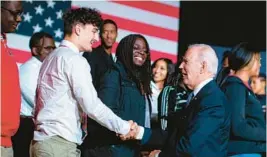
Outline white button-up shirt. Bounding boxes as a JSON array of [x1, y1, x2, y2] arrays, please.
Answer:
[[34, 40, 130, 144], [19, 57, 42, 117], [145, 81, 161, 128], [193, 78, 213, 96]]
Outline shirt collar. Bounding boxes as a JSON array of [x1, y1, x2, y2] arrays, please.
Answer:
[[32, 56, 42, 66], [151, 81, 161, 91], [60, 40, 80, 54], [193, 78, 213, 96]]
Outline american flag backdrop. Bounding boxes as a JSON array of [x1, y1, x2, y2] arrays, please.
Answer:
[[7, 0, 180, 65]]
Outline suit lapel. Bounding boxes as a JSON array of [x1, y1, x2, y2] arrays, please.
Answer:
[[187, 80, 216, 107]]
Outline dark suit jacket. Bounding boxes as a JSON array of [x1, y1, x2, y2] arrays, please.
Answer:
[[221, 76, 266, 155], [144, 80, 231, 157], [82, 46, 115, 149], [83, 45, 114, 90]]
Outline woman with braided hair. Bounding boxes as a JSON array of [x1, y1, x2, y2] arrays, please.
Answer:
[[82, 34, 152, 157]]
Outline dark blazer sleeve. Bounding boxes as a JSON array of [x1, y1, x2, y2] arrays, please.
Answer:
[[224, 83, 266, 141], [141, 128, 168, 146], [175, 96, 225, 156], [97, 69, 121, 114]]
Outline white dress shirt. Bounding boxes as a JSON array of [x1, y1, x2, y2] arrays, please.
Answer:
[[19, 57, 42, 117], [34, 40, 130, 144], [145, 81, 161, 128], [192, 78, 213, 97]]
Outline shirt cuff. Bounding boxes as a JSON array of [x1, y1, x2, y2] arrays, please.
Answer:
[[119, 120, 131, 135], [136, 126, 144, 140]]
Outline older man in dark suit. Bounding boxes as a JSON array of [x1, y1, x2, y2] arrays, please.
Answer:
[[131, 44, 231, 157]]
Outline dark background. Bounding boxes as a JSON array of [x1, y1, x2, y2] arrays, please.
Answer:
[[178, 1, 266, 57]]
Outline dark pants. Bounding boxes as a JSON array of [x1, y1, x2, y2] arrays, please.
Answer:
[[80, 146, 112, 157], [11, 117, 34, 157]]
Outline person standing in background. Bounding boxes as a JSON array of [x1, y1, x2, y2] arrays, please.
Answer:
[[83, 19, 118, 90], [251, 73, 266, 117], [146, 58, 175, 129], [11, 32, 56, 157], [81, 20, 119, 156], [1, 1, 23, 157], [221, 43, 266, 157]]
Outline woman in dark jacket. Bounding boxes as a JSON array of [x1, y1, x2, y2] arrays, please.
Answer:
[[220, 43, 266, 157], [91, 34, 152, 157]]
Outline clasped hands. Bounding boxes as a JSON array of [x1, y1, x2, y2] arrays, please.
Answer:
[[118, 120, 140, 140]]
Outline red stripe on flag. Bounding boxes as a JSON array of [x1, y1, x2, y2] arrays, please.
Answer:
[[101, 13, 179, 42], [110, 1, 180, 18], [71, 6, 178, 41], [10, 48, 32, 63]]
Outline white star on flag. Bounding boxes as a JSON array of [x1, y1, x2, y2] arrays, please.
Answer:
[[47, 1, 56, 9], [25, 0, 33, 3], [35, 5, 44, 15], [23, 12, 33, 23], [44, 17, 54, 27], [54, 28, 63, 38], [56, 10, 63, 19], [33, 24, 42, 33]]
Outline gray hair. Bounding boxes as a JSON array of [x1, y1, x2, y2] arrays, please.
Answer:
[[188, 44, 218, 76]]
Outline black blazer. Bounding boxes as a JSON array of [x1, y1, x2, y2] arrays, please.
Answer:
[[221, 76, 266, 155], [83, 45, 114, 90], [145, 80, 231, 157]]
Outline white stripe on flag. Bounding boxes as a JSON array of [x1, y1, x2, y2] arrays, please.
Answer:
[[72, 1, 179, 31]]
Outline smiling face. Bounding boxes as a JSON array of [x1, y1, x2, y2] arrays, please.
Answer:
[[133, 37, 148, 67], [152, 60, 168, 84], [78, 24, 99, 52], [179, 47, 202, 90], [1, 1, 23, 33]]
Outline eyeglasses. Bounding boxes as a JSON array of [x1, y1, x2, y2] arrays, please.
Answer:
[[43, 46, 56, 51], [1, 7, 23, 19]]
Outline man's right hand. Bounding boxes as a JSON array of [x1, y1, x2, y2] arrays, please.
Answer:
[[119, 120, 140, 140]]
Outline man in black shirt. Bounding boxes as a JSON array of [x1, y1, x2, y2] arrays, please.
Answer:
[[81, 19, 118, 157], [83, 19, 118, 90]]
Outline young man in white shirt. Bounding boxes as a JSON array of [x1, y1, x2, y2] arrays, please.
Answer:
[[12, 32, 56, 157], [31, 8, 138, 157]]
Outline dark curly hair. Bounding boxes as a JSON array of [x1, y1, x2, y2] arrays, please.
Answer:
[[63, 7, 103, 36], [29, 31, 54, 56], [116, 34, 152, 95]]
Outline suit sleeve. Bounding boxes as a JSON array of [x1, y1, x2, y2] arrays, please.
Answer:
[[141, 128, 168, 146], [175, 96, 225, 155], [224, 83, 266, 141]]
